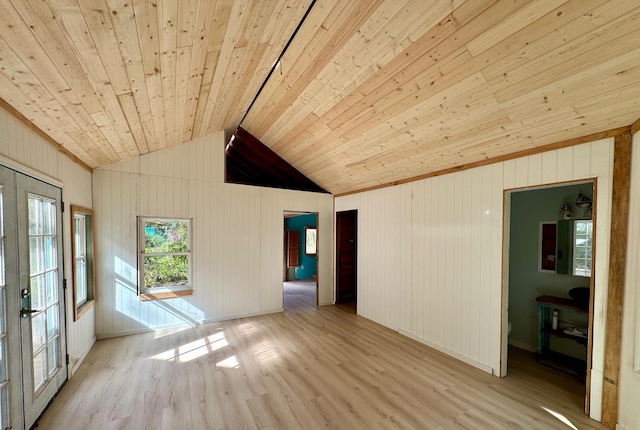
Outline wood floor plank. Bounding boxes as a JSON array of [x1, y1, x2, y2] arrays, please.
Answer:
[[37, 281, 606, 429]]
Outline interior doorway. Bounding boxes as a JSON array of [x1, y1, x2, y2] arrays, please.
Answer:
[[0, 164, 68, 430], [336, 210, 357, 306], [283, 211, 318, 310], [502, 180, 595, 414]]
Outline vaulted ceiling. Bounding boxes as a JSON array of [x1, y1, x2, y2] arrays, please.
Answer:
[[0, 0, 639, 195]]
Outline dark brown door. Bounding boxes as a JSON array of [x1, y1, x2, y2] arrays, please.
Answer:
[[287, 230, 299, 267], [336, 210, 357, 303]]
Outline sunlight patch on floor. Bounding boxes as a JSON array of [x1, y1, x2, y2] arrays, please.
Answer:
[[150, 331, 229, 362], [217, 355, 241, 369], [253, 340, 280, 363], [541, 406, 579, 430]]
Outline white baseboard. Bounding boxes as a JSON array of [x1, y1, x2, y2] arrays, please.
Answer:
[[398, 329, 494, 374], [69, 336, 96, 376], [96, 308, 285, 339]]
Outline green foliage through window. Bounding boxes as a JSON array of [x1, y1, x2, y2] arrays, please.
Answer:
[[139, 218, 191, 291]]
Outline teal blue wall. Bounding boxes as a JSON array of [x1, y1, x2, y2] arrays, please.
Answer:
[[286, 213, 317, 280], [509, 183, 592, 358]]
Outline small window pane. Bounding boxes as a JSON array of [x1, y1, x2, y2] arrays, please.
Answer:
[[46, 270, 58, 306], [305, 227, 317, 255], [0, 242, 4, 287], [33, 350, 46, 391], [47, 305, 59, 339], [30, 274, 46, 311], [143, 255, 189, 288], [29, 237, 44, 275], [28, 197, 42, 235], [573, 220, 593, 277], [0, 336, 6, 381], [43, 201, 55, 235], [31, 312, 46, 352], [48, 339, 59, 376], [44, 236, 56, 270], [75, 259, 87, 305], [144, 221, 188, 253], [0, 289, 4, 334]]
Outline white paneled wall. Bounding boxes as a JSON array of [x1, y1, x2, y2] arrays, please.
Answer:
[[618, 130, 640, 430], [336, 138, 614, 419], [93, 131, 333, 337], [0, 108, 95, 376]]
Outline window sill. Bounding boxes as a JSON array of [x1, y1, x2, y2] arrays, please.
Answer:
[[138, 289, 193, 301], [74, 299, 95, 321]]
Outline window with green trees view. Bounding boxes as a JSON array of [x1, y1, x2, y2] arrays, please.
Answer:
[[138, 217, 192, 296]]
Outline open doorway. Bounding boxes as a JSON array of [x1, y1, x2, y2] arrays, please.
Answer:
[[283, 211, 318, 310], [503, 180, 595, 414], [336, 210, 357, 310]]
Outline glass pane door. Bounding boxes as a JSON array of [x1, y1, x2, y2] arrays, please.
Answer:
[[0, 185, 9, 428], [0, 165, 24, 430], [28, 195, 61, 392], [17, 173, 67, 429]]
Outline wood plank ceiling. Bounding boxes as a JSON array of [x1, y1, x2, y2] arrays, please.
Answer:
[[0, 0, 639, 195]]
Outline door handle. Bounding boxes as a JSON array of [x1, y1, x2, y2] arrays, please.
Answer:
[[20, 308, 40, 318]]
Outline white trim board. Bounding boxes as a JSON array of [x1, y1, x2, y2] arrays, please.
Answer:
[[0, 155, 63, 188], [398, 328, 494, 375]]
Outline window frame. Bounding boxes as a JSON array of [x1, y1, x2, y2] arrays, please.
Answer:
[[137, 217, 193, 300], [304, 226, 317, 256], [70, 205, 95, 321]]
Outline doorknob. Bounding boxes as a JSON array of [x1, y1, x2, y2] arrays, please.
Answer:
[[20, 308, 39, 318]]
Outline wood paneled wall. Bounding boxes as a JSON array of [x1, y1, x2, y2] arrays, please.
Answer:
[[335, 138, 614, 421], [93, 131, 333, 338], [0, 108, 95, 376], [618, 130, 640, 430]]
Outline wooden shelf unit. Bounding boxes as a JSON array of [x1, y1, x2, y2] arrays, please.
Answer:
[[536, 295, 589, 377]]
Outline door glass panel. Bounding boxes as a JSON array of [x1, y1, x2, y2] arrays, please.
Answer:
[[27, 194, 61, 395], [29, 237, 43, 275], [33, 351, 46, 391], [28, 198, 42, 235], [43, 201, 54, 236], [31, 274, 45, 311], [47, 340, 58, 378], [31, 312, 46, 352], [44, 237, 56, 270], [46, 271, 57, 305], [46, 306, 58, 338]]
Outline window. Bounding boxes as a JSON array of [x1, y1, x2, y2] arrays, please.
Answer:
[[305, 226, 317, 256], [573, 220, 592, 277], [71, 206, 95, 320], [138, 217, 192, 300]]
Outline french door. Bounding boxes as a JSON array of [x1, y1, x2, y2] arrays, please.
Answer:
[[0, 165, 67, 429]]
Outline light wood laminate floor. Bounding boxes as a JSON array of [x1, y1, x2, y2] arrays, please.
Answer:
[[38, 281, 605, 429]]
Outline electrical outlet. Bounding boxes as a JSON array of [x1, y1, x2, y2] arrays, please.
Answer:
[[529, 316, 536, 327]]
